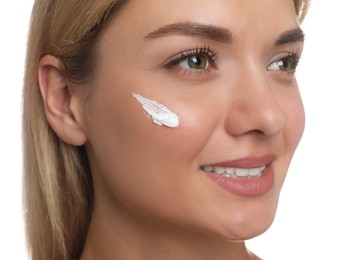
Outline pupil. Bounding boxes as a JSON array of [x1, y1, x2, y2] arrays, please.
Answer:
[[279, 60, 290, 71], [188, 55, 206, 69], [192, 56, 201, 65]]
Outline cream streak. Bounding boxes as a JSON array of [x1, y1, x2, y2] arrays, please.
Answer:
[[132, 93, 179, 128]]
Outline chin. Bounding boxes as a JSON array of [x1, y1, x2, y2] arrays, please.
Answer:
[[234, 218, 274, 241], [214, 199, 279, 241], [213, 217, 274, 242]]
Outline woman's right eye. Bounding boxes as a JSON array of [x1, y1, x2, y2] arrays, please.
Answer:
[[178, 54, 209, 70], [162, 47, 218, 75]]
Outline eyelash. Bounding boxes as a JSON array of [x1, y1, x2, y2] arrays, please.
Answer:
[[162, 46, 218, 72], [267, 51, 301, 74], [161, 47, 301, 78]]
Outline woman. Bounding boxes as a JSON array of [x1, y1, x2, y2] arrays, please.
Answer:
[[23, 0, 310, 259]]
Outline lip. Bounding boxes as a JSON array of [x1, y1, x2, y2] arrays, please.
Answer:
[[201, 154, 275, 197], [209, 154, 275, 169]]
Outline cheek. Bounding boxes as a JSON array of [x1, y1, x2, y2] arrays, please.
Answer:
[[83, 81, 234, 232], [272, 87, 305, 189], [84, 85, 213, 198], [284, 88, 305, 154]]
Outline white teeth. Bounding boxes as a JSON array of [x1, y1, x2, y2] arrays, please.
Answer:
[[249, 166, 266, 177], [225, 167, 235, 174], [213, 166, 226, 175], [203, 165, 213, 173], [201, 165, 266, 178], [235, 168, 249, 177]]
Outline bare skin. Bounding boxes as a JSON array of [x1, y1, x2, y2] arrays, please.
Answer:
[[39, 0, 305, 259]]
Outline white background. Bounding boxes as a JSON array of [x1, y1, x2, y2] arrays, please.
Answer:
[[0, 1, 337, 259]]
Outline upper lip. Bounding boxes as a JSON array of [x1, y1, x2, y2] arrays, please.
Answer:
[[203, 154, 276, 168]]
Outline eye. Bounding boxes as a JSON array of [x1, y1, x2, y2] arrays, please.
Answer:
[[179, 54, 209, 70], [267, 52, 300, 74], [162, 47, 218, 73]]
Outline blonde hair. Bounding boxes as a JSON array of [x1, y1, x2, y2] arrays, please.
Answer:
[[22, 0, 310, 259], [295, 0, 311, 22]]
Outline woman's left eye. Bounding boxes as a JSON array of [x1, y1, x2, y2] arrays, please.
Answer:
[[267, 52, 300, 74]]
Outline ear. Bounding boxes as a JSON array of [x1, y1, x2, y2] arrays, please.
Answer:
[[38, 55, 87, 146]]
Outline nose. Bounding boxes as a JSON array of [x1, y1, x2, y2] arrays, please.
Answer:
[[224, 70, 287, 137]]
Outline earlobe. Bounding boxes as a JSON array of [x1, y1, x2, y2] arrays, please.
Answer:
[[38, 55, 87, 146]]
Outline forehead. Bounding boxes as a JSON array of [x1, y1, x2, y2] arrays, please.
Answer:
[[111, 0, 299, 37], [96, 0, 301, 64]]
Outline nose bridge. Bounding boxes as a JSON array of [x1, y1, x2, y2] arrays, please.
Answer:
[[225, 63, 287, 137]]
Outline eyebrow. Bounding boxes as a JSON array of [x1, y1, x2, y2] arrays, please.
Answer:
[[145, 22, 304, 46], [275, 29, 305, 46], [145, 22, 233, 43]]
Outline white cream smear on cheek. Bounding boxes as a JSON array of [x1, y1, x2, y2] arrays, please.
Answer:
[[132, 93, 180, 128]]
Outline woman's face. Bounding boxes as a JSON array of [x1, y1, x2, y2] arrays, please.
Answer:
[[81, 0, 305, 240]]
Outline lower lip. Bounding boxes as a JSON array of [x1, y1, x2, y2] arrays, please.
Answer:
[[204, 165, 274, 197]]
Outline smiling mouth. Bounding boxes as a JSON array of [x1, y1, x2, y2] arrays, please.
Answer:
[[200, 165, 267, 178]]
